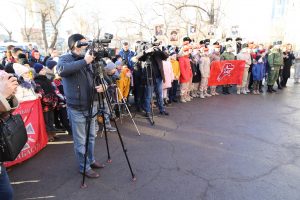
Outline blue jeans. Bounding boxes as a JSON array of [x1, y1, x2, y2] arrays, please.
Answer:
[[144, 77, 165, 113], [0, 165, 13, 200], [67, 105, 97, 173]]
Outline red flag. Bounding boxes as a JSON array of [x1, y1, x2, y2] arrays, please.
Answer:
[[4, 99, 48, 167], [208, 60, 246, 86]]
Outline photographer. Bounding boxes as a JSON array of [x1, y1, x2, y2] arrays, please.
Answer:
[[57, 34, 107, 178], [132, 44, 169, 117], [0, 72, 19, 200]]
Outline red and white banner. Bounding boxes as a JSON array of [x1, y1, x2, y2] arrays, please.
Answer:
[[208, 60, 246, 86], [4, 99, 48, 167]]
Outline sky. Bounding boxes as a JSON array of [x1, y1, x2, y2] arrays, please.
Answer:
[[0, 0, 287, 43]]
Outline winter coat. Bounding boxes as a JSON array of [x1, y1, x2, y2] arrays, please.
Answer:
[[179, 56, 192, 83], [220, 52, 235, 61], [200, 56, 211, 78], [170, 59, 180, 80], [116, 68, 131, 101], [237, 52, 252, 68], [163, 60, 174, 89], [118, 49, 136, 70], [57, 52, 95, 111], [34, 75, 58, 112], [252, 62, 265, 81], [138, 50, 169, 83], [283, 52, 295, 79], [209, 52, 221, 62], [268, 49, 284, 67], [15, 85, 38, 102]]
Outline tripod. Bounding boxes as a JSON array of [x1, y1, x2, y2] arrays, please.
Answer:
[[132, 58, 156, 125], [100, 85, 141, 136], [81, 60, 136, 188]]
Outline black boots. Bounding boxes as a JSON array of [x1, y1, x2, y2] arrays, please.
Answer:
[[222, 86, 230, 95], [267, 85, 277, 93]]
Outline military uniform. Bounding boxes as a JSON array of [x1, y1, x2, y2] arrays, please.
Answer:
[[267, 48, 283, 92], [220, 51, 235, 94]]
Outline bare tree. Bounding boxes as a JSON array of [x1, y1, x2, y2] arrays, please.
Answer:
[[34, 0, 74, 50], [22, 8, 35, 42], [0, 22, 13, 41]]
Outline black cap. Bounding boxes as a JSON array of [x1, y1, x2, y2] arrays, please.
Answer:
[[226, 37, 233, 42], [183, 37, 192, 43], [235, 37, 242, 42], [213, 41, 219, 45], [68, 33, 85, 50], [199, 40, 205, 45], [204, 39, 210, 44]]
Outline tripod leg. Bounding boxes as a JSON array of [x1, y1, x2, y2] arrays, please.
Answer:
[[122, 98, 141, 136], [102, 112, 112, 163], [81, 115, 92, 188], [112, 119, 136, 181]]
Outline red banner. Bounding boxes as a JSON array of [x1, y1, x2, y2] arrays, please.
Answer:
[[4, 99, 48, 167], [208, 60, 246, 86]]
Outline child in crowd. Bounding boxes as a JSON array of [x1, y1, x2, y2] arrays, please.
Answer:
[[162, 54, 174, 105], [178, 37, 193, 103], [199, 48, 211, 98], [191, 45, 201, 98], [252, 55, 265, 94], [169, 51, 180, 102], [116, 64, 131, 102], [13, 63, 38, 102], [33, 63, 58, 142]]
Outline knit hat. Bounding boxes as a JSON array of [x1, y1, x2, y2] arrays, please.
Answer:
[[115, 60, 122, 67], [13, 63, 30, 77], [46, 60, 57, 70], [34, 63, 44, 74], [104, 62, 116, 72], [68, 33, 85, 50]]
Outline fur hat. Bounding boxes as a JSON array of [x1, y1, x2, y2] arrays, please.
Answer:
[[13, 63, 29, 77]]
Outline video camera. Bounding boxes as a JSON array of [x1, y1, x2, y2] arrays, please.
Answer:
[[135, 36, 161, 55], [77, 33, 113, 61]]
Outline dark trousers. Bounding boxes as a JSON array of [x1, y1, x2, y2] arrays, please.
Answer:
[[43, 111, 54, 132], [133, 69, 144, 110], [280, 77, 288, 87], [0, 165, 13, 200], [169, 80, 179, 101], [58, 108, 72, 134]]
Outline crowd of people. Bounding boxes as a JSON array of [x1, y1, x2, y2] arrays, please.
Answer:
[[0, 37, 299, 140], [0, 34, 299, 199]]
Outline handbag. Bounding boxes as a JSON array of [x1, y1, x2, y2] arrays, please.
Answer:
[[0, 114, 28, 162]]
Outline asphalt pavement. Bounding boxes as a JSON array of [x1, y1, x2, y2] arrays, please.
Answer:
[[8, 81, 300, 200]]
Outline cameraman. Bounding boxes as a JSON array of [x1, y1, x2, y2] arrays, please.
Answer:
[[0, 72, 19, 200], [132, 45, 169, 117], [57, 34, 108, 178]]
